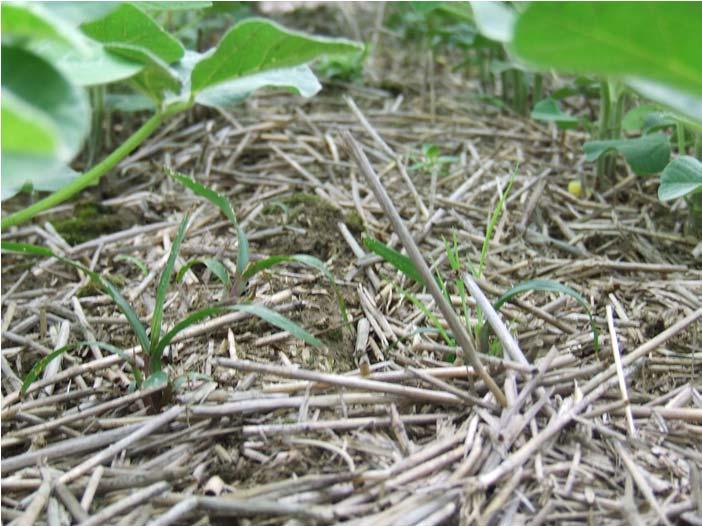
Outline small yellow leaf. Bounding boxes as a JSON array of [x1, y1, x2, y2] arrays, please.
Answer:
[[568, 180, 583, 198]]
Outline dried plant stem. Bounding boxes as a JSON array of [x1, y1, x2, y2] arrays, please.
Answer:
[[341, 130, 507, 407]]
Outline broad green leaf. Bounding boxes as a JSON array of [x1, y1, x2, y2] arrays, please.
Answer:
[[191, 18, 362, 93], [470, 1, 515, 43], [1, 46, 89, 200], [626, 78, 702, 127], [196, 65, 321, 109], [531, 98, 579, 129], [2, 160, 81, 200], [2, 90, 57, 156], [659, 156, 702, 201], [81, 3, 184, 64], [176, 258, 231, 289], [622, 104, 661, 132], [513, 3, 702, 96], [135, 2, 213, 11], [2, 47, 89, 160], [151, 214, 190, 351], [234, 304, 324, 349], [28, 37, 143, 86], [583, 133, 670, 175], [363, 236, 425, 286], [2, 2, 87, 50], [493, 279, 599, 352], [39, 2, 119, 26], [103, 43, 181, 99]]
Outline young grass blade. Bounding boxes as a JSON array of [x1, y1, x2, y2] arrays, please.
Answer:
[[150, 306, 231, 372], [21, 341, 142, 393], [150, 213, 190, 352], [166, 169, 239, 225], [115, 254, 149, 276], [363, 235, 425, 286], [166, 169, 249, 284], [1, 241, 54, 257], [176, 257, 231, 290], [494, 279, 599, 352], [480, 168, 516, 277], [2, 242, 151, 356], [234, 303, 324, 349], [235, 225, 249, 281], [241, 254, 348, 322]]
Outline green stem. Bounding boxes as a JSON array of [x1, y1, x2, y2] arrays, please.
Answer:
[[595, 80, 611, 183], [2, 112, 164, 230], [533, 73, 543, 106], [677, 122, 686, 155]]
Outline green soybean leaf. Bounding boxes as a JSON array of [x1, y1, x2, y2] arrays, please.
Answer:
[[2, 90, 57, 157], [583, 133, 670, 175], [28, 37, 143, 86], [626, 79, 702, 127], [659, 156, 702, 201], [151, 214, 190, 351], [177, 258, 231, 289], [102, 43, 181, 99], [470, 1, 516, 43], [135, 2, 213, 11], [531, 98, 579, 129], [191, 18, 362, 93], [2, 2, 87, 50], [196, 64, 321, 109], [622, 104, 662, 132], [513, 3, 702, 96], [494, 279, 599, 352], [363, 236, 425, 286], [234, 304, 324, 349], [38, 2, 120, 26], [2, 46, 89, 200], [81, 3, 184, 64]]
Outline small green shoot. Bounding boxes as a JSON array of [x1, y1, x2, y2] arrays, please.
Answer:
[[494, 279, 600, 353]]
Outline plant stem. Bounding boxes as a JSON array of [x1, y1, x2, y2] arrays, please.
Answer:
[[677, 122, 686, 155], [2, 112, 164, 230], [595, 80, 611, 183]]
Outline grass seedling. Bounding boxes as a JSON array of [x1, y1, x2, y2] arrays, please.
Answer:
[[363, 163, 599, 359], [2, 214, 324, 409], [167, 169, 348, 322]]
